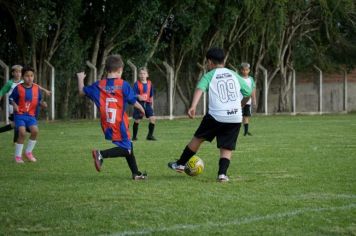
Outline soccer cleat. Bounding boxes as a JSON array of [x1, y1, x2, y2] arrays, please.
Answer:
[[217, 174, 230, 182], [146, 135, 157, 141], [132, 171, 148, 180], [25, 152, 37, 162], [92, 150, 103, 172], [168, 162, 185, 173], [132, 137, 138, 141], [15, 156, 24, 164], [244, 132, 252, 136]]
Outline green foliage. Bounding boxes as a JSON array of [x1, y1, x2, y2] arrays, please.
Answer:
[[1, 0, 355, 115], [0, 115, 355, 234]]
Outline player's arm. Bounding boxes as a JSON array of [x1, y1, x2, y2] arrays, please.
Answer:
[[134, 101, 145, 117], [188, 88, 203, 119], [0, 80, 13, 101], [251, 88, 256, 106], [38, 90, 47, 109], [9, 87, 19, 112], [38, 85, 51, 96], [76, 72, 86, 96], [150, 85, 154, 108], [234, 73, 252, 107]]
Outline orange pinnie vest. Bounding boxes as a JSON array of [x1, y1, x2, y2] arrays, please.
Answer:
[[137, 80, 152, 103], [17, 83, 40, 116]]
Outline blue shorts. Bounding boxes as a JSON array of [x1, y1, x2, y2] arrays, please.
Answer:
[[133, 102, 154, 119], [14, 114, 37, 130]]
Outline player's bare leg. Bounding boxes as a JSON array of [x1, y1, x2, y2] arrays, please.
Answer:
[[25, 126, 38, 162], [14, 127, 26, 163]]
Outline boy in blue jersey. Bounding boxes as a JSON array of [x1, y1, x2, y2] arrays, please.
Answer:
[[168, 48, 252, 182], [9, 66, 47, 163], [76, 54, 147, 180], [0, 65, 50, 143]]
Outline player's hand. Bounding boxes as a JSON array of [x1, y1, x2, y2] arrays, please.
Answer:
[[41, 101, 48, 109], [77, 72, 86, 81], [188, 107, 196, 119], [137, 94, 147, 101], [13, 104, 18, 112], [45, 90, 52, 96], [140, 108, 145, 117]]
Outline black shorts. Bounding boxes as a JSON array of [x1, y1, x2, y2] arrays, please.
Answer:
[[194, 114, 241, 150], [9, 114, 14, 122], [242, 105, 252, 117], [133, 102, 154, 119]]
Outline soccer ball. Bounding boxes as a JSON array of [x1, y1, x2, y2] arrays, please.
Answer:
[[184, 155, 204, 176]]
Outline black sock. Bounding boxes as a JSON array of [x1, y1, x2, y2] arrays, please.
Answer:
[[244, 124, 248, 135], [177, 146, 196, 165], [0, 124, 13, 133], [99, 146, 140, 175], [13, 129, 19, 143], [100, 147, 130, 158], [218, 158, 230, 175], [148, 123, 155, 137], [133, 122, 139, 139], [125, 153, 140, 175]]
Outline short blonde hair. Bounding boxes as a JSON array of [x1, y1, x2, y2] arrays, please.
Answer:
[[138, 67, 148, 72], [11, 65, 23, 72]]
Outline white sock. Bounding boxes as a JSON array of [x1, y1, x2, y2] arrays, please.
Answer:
[[15, 143, 24, 157], [25, 139, 37, 153]]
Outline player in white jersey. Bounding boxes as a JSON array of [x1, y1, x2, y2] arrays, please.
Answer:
[[240, 62, 256, 136], [168, 48, 252, 182]]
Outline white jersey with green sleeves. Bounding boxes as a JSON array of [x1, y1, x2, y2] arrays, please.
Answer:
[[243, 76, 255, 105], [197, 67, 252, 123], [0, 79, 24, 114]]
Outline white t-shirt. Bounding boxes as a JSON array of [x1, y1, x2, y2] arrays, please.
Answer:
[[197, 68, 252, 123]]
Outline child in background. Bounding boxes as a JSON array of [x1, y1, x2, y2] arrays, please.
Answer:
[[9, 66, 47, 163], [240, 62, 256, 136], [0, 65, 51, 143], [132, 67, 157, 141]]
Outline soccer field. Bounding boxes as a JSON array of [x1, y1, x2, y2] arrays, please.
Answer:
[[0, 114, 355, 235]]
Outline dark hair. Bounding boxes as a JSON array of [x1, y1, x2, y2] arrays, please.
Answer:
[[22, 66, 35, 75], [105, 54, 124, 72], [206, 47, 225, 64]]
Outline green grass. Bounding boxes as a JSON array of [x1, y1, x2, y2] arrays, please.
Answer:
[[0, 114, 355, 235]]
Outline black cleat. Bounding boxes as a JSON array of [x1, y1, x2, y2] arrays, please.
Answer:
[[146, 136, 157, 141], [168, 162, 185, 173]]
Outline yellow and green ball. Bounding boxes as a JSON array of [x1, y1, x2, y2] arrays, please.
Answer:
[[184, 155, 204, 176]]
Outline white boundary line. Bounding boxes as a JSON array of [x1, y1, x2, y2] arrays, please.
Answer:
[[111, 203, 356, 236]]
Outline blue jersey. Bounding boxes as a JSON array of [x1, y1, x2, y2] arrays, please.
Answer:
[[83, 77, 137, 150], [9, 83, 42, 117]]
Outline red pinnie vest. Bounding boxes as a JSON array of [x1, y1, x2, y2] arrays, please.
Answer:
[[137, 80, 152, 103], [17, 84, 40, 116]]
